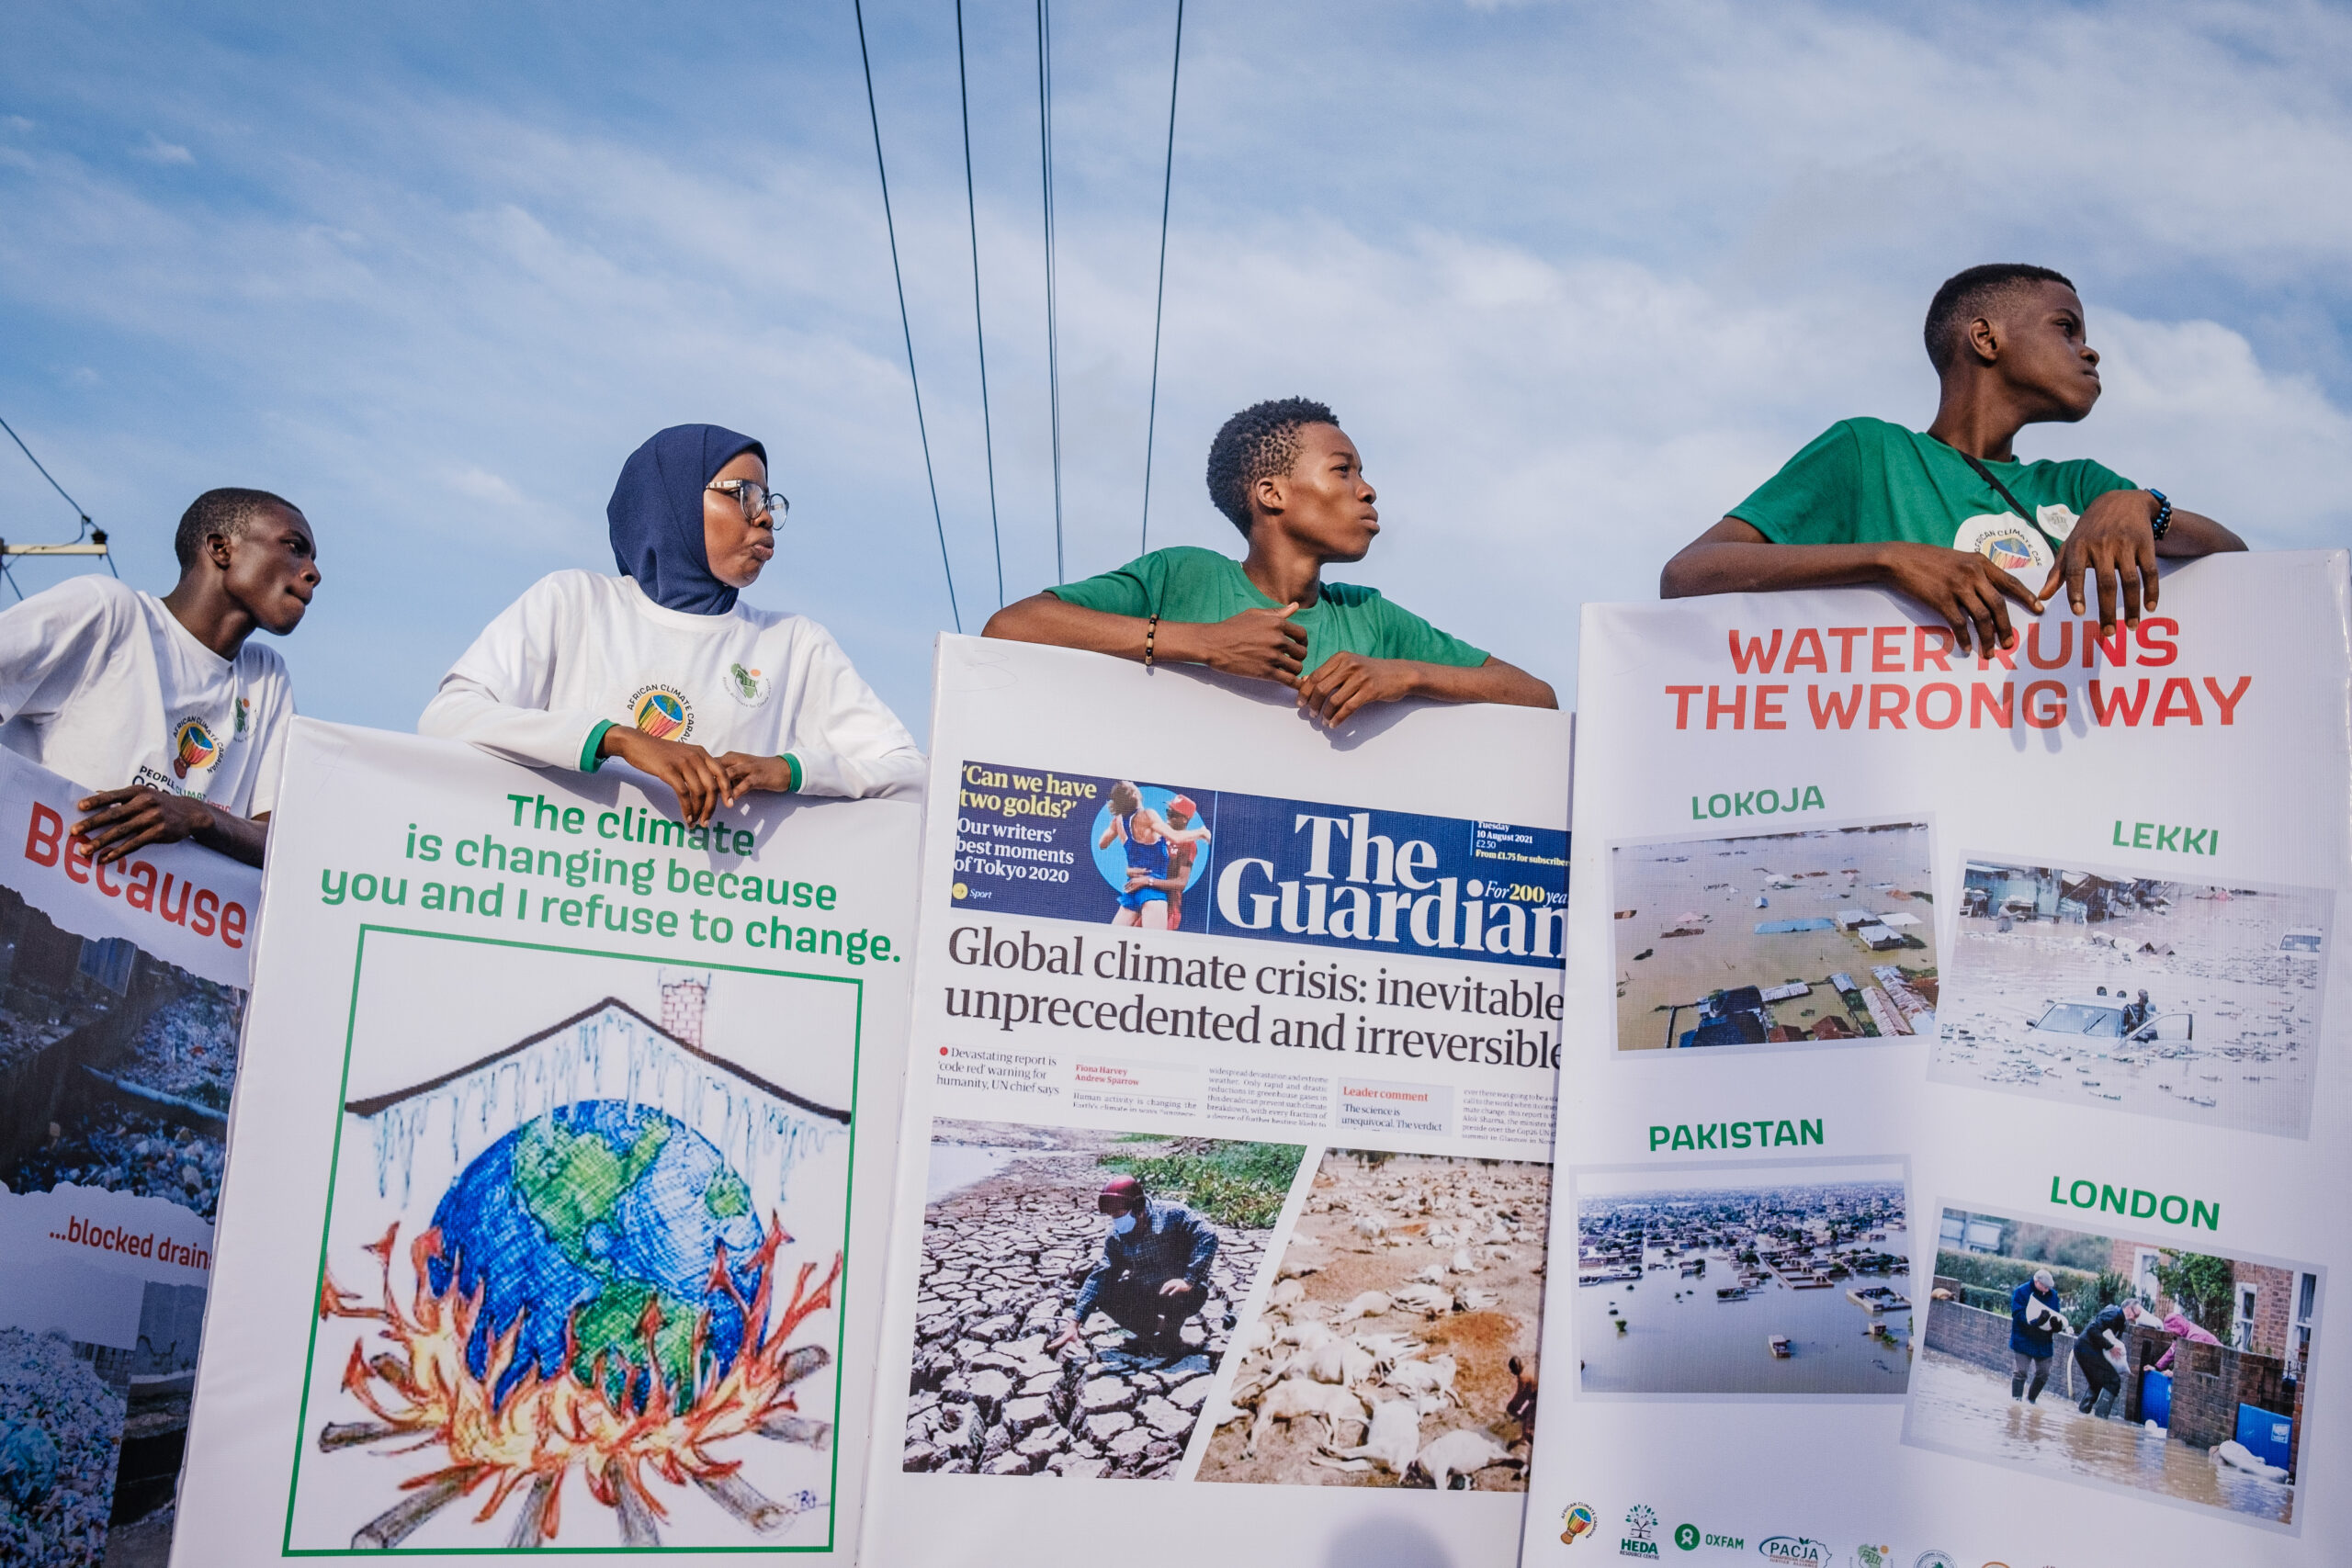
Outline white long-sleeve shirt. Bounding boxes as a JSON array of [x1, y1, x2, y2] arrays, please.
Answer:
[[0, 575, 294, 815], [418, 571, 923, 800]]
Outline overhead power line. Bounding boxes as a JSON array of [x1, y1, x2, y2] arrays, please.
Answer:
[[0, 415, 93, 527], [0, 413, 114, 581], [1138, 0, 1184, 555], [1036, 0, 1066, 580], [956, 0, 1006, 610], [854, 0, 963, 635]]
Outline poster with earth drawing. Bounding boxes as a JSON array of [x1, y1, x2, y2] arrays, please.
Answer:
[[169, 721, 917, 1563]]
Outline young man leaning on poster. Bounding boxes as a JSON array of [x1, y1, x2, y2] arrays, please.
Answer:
[[1659, 264, 2245, 654], [0, 488, 321, 868], [984, 397, 1555, 728]]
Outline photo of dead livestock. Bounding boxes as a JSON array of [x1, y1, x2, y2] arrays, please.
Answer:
[[903, 1122, 1299, 1480], [1611, 822, 1937, 1054], [1906, 1207, 2316, 1527], [1196, 1150, 1547, 1490], [1576, 1162, 1912, 1398], [1930, 863, 2330, 1137]]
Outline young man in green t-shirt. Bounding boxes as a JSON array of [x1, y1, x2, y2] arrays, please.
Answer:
[[985, 397, 1555, 726], [1661, 265, 2245, 653]]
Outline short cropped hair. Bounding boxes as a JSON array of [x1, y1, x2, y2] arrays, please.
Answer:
[[1205, 397, 1337, 535], [174, 488, 300, 570], [1925, 264, 2076, 373]]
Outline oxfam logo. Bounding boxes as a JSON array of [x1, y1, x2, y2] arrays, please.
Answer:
[[1676, 1525, 1702, 1551]]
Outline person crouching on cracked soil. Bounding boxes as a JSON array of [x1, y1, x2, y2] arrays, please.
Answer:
[[1047, 1175, 1217, 1362]]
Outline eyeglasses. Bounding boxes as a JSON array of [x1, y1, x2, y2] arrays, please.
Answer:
[[707, 479, 789, 524]]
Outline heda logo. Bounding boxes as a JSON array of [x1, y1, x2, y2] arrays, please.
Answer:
[[1757, 1540, 1830, 1566]]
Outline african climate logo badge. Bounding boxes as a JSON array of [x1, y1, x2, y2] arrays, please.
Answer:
[[630, 683, 695, 741], [725, 661, 772, 707], [1621, 1505, 1660, 1558], [1560, 1503, 1598, 1546], [171, 716, 220, 779], [1850, 1548, 1893, 1568], [1757, 1538, 1831, 1565]]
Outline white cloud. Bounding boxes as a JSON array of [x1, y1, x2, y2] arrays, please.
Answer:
[[133, 131, 193, 165]]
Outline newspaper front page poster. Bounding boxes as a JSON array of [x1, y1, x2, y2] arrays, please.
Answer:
[[861, 635, 1572, 1567]]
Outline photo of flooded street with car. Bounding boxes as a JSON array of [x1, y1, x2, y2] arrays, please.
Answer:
[[1930, 863, 2330, 1137]]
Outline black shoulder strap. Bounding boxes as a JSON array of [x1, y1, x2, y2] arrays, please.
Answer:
[[1957, 449, 2041, 530]]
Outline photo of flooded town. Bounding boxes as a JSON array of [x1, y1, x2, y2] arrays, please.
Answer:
[[1575, 1161, 1912, 1398], [1906, 1206, 2316, 1527], [1610, 822, 1937, 1054], [1929, 863, 2330, 1138]]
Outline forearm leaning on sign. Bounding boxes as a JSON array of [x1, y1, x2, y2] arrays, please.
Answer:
[[72, 788, 269, 868], [1661, 506, 2244, 657], [986, 592, 1310, 684]]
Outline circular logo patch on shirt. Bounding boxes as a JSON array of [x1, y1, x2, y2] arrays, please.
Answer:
[[171, 717, 220, 780], [2036, 502, 2078, 542], [629, 684, 695, 742], [724, 662, 772, 707], [1951, 512, 2054, 582]]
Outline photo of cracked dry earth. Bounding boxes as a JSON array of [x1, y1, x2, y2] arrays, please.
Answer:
[[901, 1122, 1299, 1480], [1198, 1151, 1548, 1490]]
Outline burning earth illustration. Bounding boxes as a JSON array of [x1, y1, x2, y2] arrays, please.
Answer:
[[316, 1101, 838, 1549]]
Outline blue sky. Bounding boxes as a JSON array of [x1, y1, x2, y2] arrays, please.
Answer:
[[4, 0, 2348, 735]]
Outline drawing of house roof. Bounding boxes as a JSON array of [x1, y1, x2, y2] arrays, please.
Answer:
[[344, 995, 849, 1124]]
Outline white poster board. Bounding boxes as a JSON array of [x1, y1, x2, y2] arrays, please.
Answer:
[[171, 719, 917, 1562], [0, 744, 257, 1567], [859, 635, 1571, 1566], [1521, 551, 2350, 1567]]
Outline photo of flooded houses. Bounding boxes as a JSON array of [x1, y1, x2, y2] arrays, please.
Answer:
[[1930, 863, 2330, 1137], [1575, 1162, 1912, 1397], [1906, 1207, 2316, 1527], [1611, 822, 1937, 1054]]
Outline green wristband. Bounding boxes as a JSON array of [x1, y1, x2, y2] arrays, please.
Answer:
[[782, 753, 802, 793], [580, 719, 616, 773]]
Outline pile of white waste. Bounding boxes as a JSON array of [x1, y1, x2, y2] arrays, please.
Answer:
[[0, 1328, 126, 1567]]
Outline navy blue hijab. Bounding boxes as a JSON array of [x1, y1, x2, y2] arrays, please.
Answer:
[[607, 423, 767, 615]]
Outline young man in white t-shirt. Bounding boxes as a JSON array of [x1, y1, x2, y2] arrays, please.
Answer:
[[0, 488, 321, 867]]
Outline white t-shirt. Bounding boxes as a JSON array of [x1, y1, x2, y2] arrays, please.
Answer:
[[418, 571, 923, 800], [0, 575, 295, 816]]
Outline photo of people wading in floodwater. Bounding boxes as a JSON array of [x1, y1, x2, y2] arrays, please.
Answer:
[[1930, 863, 2330, 1137], [904, 1122, 1301, 1481], [1198, 1151, 1547, 1492], [1906, 1207, 2318, 1528], [1610, 822, 1936, 1054], [1575, 1161, 1913, 1399]]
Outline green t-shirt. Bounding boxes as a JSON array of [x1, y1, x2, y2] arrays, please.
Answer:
[[1046, 546, 1487, 674], [1731, 417, 2135, 580]]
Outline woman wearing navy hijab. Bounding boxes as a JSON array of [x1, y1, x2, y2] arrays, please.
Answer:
[[422, 424, 922, 818]]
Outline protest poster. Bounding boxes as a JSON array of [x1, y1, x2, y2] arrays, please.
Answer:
[[858, 635, 1571, 1567], [1521, 551, 2350, 1567], [0, 744, 257, 1568], [169, 719, 917, 1562]]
